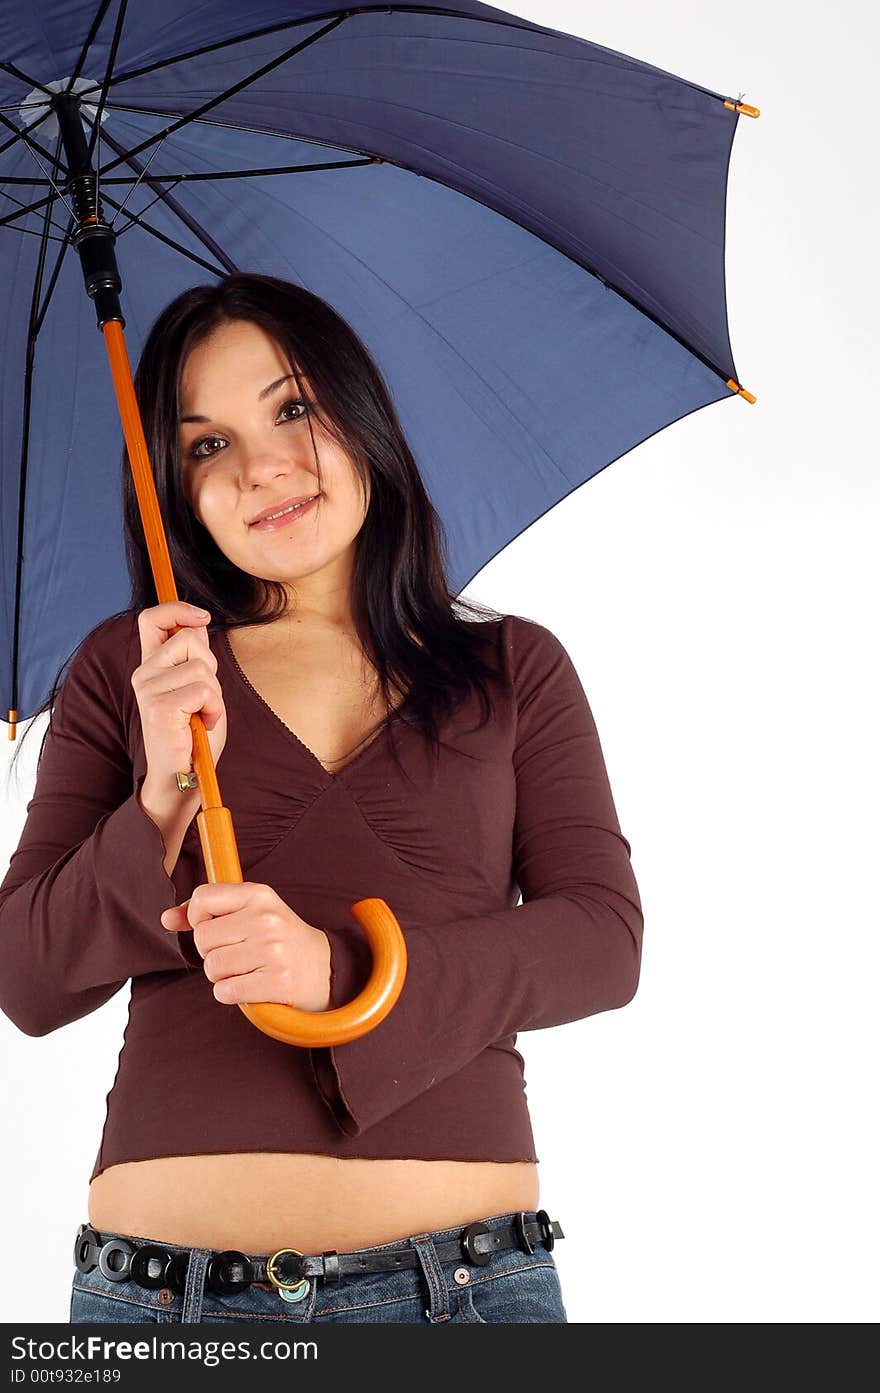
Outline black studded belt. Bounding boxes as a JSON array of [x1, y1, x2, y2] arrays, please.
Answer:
[[74, 1211, 564, 1297]]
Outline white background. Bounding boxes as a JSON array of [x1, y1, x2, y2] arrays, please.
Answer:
[[1, 1, 877, 1323]]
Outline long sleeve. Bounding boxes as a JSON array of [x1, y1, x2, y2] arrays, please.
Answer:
[[0, 616, 202, 1038], [308, 617, 644, 1137]]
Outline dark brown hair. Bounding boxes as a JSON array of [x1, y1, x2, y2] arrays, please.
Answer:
[[11, 272, 507, 782]]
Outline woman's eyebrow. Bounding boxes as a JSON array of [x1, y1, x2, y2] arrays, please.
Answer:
[[179, 373, 301, 424]]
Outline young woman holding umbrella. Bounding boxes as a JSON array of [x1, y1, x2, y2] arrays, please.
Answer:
[[0, 272, 643, 1324]]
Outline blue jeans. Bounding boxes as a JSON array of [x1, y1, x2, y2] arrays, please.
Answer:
[[70, 1209, 567, 1323]]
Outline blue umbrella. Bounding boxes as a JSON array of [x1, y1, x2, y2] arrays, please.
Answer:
[[0, 0, 758, 1040]]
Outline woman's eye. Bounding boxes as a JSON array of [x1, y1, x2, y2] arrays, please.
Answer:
[[189, 399, 308, 459], [189, 436, 223, 460], [278, 398, 309, 422]]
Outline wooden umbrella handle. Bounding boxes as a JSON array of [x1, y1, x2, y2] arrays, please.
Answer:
[[101, 318, 408, 1046]]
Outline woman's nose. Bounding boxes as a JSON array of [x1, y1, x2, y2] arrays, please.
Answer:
[[236, 440, 313, 479]]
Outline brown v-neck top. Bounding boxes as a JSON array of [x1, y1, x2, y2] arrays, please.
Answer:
[[0, 609, 643, 1182]]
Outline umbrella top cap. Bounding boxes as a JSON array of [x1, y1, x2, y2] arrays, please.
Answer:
[[18, 77, 109, 144]]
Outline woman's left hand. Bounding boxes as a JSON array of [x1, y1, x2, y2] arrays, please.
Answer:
[[160, 882, 332, 1012]]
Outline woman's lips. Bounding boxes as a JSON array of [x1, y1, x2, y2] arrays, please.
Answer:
[[249, 494, 321, 532]]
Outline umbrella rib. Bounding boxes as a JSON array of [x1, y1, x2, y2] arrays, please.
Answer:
[[66, 7, 562, 98], [7, 163, 72, 718], [0, 13, 351, 227], [95, 122, 238, 273], [111, 178, 186, 237], [0, 221, 68, 244], [69, 14, 329, 96], [97, 190, 231, 277], [108, 160, 376, 182], [80, 0, 132, 179], [121, 161, 375, 183], [0, 61, 55, 99], [0, 195, 63, 229], [0, 180, 73, 237], [33, 214, 76, 337], [1, 118, 77, 222], [86, 15, 352, 182], [3, 0, 126, 217], [63, 0, 117, 98], [86, 119, 169, 230], [67, 99, 388, 160], [0, 107, 76, 194], [0, 160, 376, 186]]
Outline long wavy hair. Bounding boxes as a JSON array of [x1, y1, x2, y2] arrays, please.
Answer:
[[10, 272, 507, 783]]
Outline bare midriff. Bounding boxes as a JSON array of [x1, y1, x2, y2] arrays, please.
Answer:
[[88, 1154, 540, 1252], [89, 619, 538, 1254]]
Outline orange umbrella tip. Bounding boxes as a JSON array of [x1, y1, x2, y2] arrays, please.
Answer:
[[726, 378, 757, 405], [7, 708, 17, 740], [724, 99, 760, 118]]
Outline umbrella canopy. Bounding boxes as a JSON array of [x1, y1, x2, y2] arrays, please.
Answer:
[[0, 0, 757, 724]]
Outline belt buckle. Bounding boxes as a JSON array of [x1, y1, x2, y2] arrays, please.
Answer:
[[513, 1211, 534, 1255], [460, 1221, 492, 1266], [535, 1209, 555, 1251], [205, 1249, 250, 1296], [266, 1247, 310, 1304], [74, 1224, 100, 1274]]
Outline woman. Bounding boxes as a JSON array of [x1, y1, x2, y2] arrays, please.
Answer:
[[0, 273, 644, 1324]]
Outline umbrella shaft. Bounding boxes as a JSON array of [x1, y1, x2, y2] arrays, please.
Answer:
[[55, 94, 123, 331]]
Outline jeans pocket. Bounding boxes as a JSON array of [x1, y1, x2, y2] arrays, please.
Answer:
[[70, 1282, 171, 1324], [466, 1259, 568, 1324]]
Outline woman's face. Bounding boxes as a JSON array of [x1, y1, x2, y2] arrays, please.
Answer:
[[178, 318, 369, 602]]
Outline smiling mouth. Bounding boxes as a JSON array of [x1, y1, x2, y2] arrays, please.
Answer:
[[249, 494, 322, 530]]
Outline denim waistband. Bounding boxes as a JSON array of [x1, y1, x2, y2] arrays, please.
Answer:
[[74, 1207, 564, 1298]]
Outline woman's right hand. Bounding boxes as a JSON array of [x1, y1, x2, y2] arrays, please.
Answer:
[[131, 601, 228, 801]]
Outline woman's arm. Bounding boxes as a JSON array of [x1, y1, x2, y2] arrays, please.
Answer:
[[308, 616, 644, 1137], [138, 777, 201, 879], [0, 615, 202, 1038]]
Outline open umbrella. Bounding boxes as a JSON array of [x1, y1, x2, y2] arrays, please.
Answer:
[[0, 0, 758, 1044]]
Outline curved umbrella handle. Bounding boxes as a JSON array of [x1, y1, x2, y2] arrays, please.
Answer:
[[239, 899, 407, 1046], [191, 763, 407, 1045], [101, 318, 408, 1046]]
